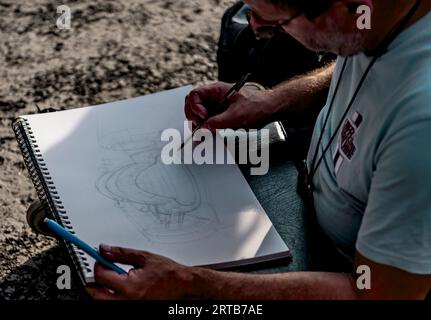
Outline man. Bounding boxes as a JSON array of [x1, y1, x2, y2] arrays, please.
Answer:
[[87, 0, 431, 299]]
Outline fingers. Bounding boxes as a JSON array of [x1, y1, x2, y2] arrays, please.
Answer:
[[86, 286, 122, 300], [91, 249, 189, 300], [185, 91, 208, 125], [100, 244, 146, 267], [94, 245, 147, 292], [93, 262, 129, 293], [184, 82, 230, 125]]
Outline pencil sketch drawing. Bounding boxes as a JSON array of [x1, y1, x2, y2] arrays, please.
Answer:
[[95, 127, 220, 243]]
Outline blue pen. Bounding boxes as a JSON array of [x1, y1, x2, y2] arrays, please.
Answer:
[[44, 218, 127, 275]]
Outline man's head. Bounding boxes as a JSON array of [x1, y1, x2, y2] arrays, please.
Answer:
[[244, 0, 408, 56]]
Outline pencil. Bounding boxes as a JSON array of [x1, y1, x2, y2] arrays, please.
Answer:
[[44, 218, 127, 274]]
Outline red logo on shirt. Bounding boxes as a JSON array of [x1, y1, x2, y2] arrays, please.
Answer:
[[333, 112, 363, 175]]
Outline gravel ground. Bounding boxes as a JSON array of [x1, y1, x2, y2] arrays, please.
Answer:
[[0, 0, 232, 300]]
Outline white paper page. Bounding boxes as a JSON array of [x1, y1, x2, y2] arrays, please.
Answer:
[[23, 86, 288, 281]]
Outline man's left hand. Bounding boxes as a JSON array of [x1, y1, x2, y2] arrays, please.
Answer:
[[86, 245, 200, 300]]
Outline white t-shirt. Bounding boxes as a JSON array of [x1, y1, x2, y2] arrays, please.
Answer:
[[307, 11, 431, 274]]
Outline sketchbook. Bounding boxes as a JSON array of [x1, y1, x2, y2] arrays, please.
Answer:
[[13, 86, 290, 283]]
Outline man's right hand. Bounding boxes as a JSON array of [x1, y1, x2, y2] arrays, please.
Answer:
[[184, 82, 277, 131]]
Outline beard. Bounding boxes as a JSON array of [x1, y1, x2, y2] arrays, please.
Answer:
[[303, 30, 365, 56], [287, 16, 367, 56]]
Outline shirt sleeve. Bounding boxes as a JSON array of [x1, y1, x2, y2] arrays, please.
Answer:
[[356, 115, 431, 274]]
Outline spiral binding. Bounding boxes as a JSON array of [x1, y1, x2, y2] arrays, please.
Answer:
[[13, 117, 93, 278]]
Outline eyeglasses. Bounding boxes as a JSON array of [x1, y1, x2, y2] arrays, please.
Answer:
[[247, 10, 302, 39]]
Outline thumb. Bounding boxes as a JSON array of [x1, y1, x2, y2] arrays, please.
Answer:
[[100, 244, 146, 267]]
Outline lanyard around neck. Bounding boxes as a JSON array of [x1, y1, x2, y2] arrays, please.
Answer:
[[308, 0, 423, 182]]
